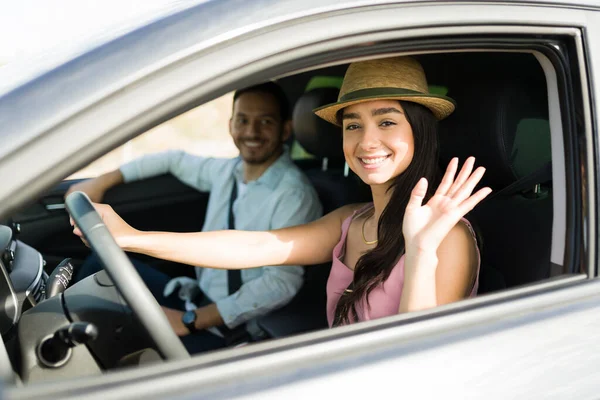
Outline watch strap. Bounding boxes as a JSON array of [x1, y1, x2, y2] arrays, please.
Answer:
[[182, 311, 197, 333]]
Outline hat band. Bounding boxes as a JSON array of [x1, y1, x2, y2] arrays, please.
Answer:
[[339, 87, 428, 102]]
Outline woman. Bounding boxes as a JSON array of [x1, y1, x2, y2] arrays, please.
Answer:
[[73, 56, 491, 327]]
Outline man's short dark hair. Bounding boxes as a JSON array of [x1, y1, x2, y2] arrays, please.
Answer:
[[233, 82, 290, 121]]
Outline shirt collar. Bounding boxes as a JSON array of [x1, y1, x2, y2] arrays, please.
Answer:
[[233, 146, 293, 189]]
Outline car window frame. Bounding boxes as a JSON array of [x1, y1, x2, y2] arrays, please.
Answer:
[[3, 2, 599, 397], [14, 36, 592, 396]]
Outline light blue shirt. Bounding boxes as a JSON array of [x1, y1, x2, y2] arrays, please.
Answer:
[[120, 148, 323, 336]]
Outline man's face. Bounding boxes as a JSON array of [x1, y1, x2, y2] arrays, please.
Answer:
[[229, 91, 289, 165]]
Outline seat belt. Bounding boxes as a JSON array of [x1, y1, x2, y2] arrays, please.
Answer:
[[220, 180, 249, 345], [488, 161, 552, 200], [227, 181, 243, 293]]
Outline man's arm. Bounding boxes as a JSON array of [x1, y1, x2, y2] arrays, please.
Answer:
[[163, 305, 223, 335], [119, 150, 228, 192], [65, 169, 124, 202], [66, 150, 229, 201]]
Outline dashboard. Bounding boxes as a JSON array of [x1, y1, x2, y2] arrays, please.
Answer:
[[0, 226, 157, 382], [0, 224, 47, 337]]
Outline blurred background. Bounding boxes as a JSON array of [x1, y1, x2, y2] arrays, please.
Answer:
[[69, 92, 238, 179]]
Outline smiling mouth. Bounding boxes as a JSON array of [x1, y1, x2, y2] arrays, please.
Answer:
[[243, 140, 263, 148], [359, 155, 391, 166]]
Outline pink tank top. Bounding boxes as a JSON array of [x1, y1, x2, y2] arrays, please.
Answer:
[[326, 205, 480, 327]]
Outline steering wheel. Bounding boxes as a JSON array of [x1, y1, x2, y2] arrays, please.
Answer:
[[65, 191, 189, 360]]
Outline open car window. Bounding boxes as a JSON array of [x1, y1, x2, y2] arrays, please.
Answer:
[[4, 48, 573, 370]]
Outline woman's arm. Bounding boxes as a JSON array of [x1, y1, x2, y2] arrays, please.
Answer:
[[399, 157, 491, 313], [399, 221, 478, 312], [73, 202, 360, 269]]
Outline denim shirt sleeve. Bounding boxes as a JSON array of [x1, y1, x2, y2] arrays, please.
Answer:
[[119, 150, 229, 192], [215, 187, 323, 328]]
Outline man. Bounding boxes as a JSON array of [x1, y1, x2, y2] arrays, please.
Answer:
[[68, 82, 323, 354]]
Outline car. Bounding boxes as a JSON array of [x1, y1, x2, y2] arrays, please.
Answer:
[[1, 0, 600, 398]]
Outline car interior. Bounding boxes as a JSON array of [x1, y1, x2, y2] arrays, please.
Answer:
[[0, 50, 560, 383]]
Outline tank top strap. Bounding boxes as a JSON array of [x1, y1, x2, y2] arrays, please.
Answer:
[[340, 203, 374, 235], [460, 217, 481, 297], [460, 217, 479, 245]]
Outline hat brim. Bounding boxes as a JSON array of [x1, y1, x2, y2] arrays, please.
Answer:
[[314, 94, 456, 126]]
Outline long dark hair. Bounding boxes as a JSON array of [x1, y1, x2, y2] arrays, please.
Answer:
[[333, 100, 440, 326]]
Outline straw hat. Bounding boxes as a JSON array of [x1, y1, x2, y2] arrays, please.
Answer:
[[314, 56, 456, 126]]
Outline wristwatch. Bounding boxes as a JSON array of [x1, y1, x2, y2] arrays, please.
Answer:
[[181, 310, 198, 333]]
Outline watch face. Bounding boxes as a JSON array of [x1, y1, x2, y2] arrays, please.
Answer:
[[182, 311, 196, 326]]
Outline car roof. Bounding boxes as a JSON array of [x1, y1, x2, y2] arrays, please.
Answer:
[[0, 1, 209, 95], [0, 0, 596, 172]]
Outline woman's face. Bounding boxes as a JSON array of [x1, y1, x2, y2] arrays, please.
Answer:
[[342, 100, 414, 187]]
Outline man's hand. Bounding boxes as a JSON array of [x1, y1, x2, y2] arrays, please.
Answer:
[[162, 304, 225, 336], [65, 169, 124, 203]]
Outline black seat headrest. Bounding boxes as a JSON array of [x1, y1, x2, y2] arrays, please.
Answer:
[[439, 71, 550, 189], [293, 87, 344, 164]]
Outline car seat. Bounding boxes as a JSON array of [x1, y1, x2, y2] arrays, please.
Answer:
[[291, 87, 371, 213], [438, 55, 553, 292]]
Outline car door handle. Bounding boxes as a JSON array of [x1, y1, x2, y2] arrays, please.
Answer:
[[45, 203, 66, 211]]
